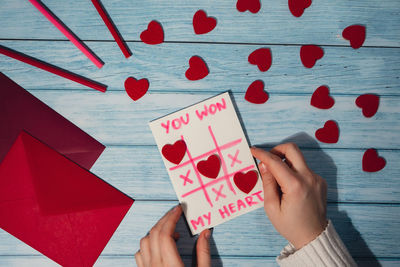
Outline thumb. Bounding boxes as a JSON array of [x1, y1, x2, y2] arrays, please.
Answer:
[[196, 229, 211, 267], [258, 162, 280, 215]]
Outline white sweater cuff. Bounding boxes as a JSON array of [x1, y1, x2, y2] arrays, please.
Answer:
[[276, 220, 357, 267]]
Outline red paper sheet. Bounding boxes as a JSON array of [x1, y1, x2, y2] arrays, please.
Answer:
[[0, 131, 134, 267], [0, 72, 105, 169]]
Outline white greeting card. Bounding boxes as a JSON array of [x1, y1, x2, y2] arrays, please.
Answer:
[[149, 92, 264, 235]]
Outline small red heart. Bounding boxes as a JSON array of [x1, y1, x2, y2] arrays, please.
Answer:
[[342, 25, 366, 49], [362, 149, 386, 172], [245, 80, 269, 104], [311, 86, 335, 109], [288, 0, 312, 17], [197, 155, 221, 179], [140, 20, 164, 45], [315, 120, 339, 144], [248, 48, 272, 72], [185, 56, 209, 81], [124, 77, 149, 101], [162, 140, 187, 164], [355, 94, 379, 118], [233, 170, 258, 194], [236, 0, 261, 13], [193, 10, 217, 35], [300, 45, 324, 68]]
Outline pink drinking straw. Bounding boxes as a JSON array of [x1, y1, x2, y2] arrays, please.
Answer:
[[29, 0, 104, 68]]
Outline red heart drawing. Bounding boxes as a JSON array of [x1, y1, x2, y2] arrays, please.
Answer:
[[315, 120, 339, 144], [248, 48, 272, 72], [311, 85, 335, 109], [233, 170, 258, 194], [356, 94, 379, 118], [288, 0, 312, 17], [342, 25, 366, 49], [162, 140, 187, 164], [140, 20, 164, 45], [300, 45, 324, 68], [124, 77, 149, 101], [362, 149, 386, 172], [245, 80, 269, 104], [193, 10, 217, 35], [197, 154, 221, 179], [185, 56, 209, 81], [236, 0, 261, 13]]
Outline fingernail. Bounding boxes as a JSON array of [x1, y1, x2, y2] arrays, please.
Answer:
[[259, 162, 267, 173], [205, 230, 211, 240], [173, 205, 179, 212]]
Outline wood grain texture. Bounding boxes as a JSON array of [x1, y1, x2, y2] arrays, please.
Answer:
[[0, 201, 399, 258], [1, 41, 400, 95], [1, 0, 400, 47]]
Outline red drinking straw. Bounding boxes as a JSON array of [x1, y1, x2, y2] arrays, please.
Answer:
[[29, 0, 104, 68], [0, 45, 107, 92], [91, 0, 132, 58]]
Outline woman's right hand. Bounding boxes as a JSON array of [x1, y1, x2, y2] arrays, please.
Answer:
[[251, 143, 328, 249]]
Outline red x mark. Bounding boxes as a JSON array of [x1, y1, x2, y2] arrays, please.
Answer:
[[179, 170, 193, 186], [212, 185, 226, 201], [228, 149, 242, 167]]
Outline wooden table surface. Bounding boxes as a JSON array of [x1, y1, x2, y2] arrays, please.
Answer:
[[1, 0, 399, 266]]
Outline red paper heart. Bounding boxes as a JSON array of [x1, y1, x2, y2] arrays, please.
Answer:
[[124, 77, 149, 101], [356, 94, 379, 118], [248, 48, 272, 72], [315, 120, 339, 144], [193, 10, 217, 35], [245, 80, 269, 104], [362, 149, 386, 172], [233, 170, 258, 194], [342, 25, 366, 49], [288, 0, 312, 17], [236, 0, 261, 13], [197, 154, 221, 179], [300, 45, 324, 68], [185, 56, 209, 81], [140, 20, 164, 45], [162, 140, 187, 164], [311, 86, 335, 109]]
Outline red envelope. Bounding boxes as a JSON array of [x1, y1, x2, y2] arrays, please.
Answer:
[[0, 131, 134, 267], [0, 72, 105, 169]]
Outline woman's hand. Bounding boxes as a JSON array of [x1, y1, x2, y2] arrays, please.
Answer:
[[135, 205, 211, 267], [251, 143, 328, 249]]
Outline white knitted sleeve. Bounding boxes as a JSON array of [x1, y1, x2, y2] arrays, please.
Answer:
[[276, 220, 357, 267]]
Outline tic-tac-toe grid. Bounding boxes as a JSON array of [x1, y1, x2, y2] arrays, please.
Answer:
[[169, 125, 255, 207]]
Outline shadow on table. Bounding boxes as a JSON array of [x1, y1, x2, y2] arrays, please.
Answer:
[[255, 132, 381, 267]]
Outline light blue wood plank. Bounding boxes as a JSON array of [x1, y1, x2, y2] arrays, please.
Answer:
[[1, 41, 400, 95], [0, 0, 399, 47], [14, 90, 400, 149], [0, 202, 399, 258], [90, 146, 400, 203]]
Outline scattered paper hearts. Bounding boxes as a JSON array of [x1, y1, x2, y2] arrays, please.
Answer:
[[248, 48, 272, 72], [356, 94, 379, 118], [315, 120, 339, 143], [193, 10, 217, 35], [300, 45, 324, 68], [185, 56, 209, 81], [288, 0, 312, 17], [342, 25, 366, 49], [236, 0, 261, 13], [311, 85, 335, 109], [140, 20, 164, 45], [162, 140, 187, 164], [362, 148, 386, 172], [233, 170, 258, 194], [197, 154, 221, 178], [124, 77, 149, 101], [245, 80, 269, 104]]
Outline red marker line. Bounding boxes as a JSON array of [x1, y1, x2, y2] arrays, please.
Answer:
[[91, 0, 132, 58], [0, 45, 107, 92]]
